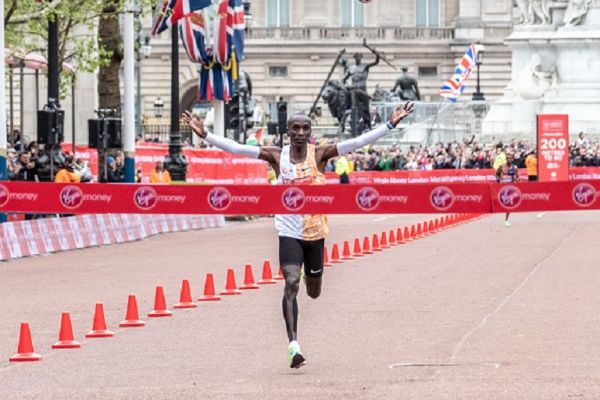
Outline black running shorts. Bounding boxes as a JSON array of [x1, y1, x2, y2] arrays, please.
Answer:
[[278, 236, 325, 278]]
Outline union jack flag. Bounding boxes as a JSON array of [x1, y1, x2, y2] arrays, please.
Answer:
[[214, 0, 245, 65], [199, 64, 232, 102], [179, 11, 210, 63], [439, 44, 481, 102], [152, 0, 212, 35]]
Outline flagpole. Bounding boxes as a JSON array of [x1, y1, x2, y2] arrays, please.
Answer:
[[123, 0, 136, 183], [0, 0, 6, 223]]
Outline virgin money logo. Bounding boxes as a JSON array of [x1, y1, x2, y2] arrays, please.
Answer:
[[572, 183, 597, 207], [282, 187, 305, 211], [134, 187, 158, 210], [208, 187, 232, 211], [356, 187, 380, 211], [60, 186, 84, 209], [0, 184, 9, 207], [430, 186, 454, 211], [498, 186, 522, 209]]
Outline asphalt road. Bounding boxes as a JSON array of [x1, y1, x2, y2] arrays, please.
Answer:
[[1, 211, 599, 399]]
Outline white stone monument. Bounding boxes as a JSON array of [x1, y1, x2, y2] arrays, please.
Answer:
[[483, 0, 600, 138]]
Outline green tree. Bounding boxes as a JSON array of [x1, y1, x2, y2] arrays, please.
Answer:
[[4, 0, 152, 109]]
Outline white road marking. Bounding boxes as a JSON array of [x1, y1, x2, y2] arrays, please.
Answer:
[[373, 215, 396, 222], [450, 228, 577, 361], [537, 213, 546, 218]]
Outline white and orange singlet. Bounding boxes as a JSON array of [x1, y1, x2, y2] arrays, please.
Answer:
[[275, 144, 329, 241]]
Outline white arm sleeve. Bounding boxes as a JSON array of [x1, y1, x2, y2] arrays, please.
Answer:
[[336, 123, 392, 155], [205, 132, 261, 158]]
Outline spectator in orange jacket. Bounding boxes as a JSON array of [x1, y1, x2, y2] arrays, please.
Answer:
[[150, 160, 171, 184], [525, 151, 538, 181], [54, 156, 81, 183]]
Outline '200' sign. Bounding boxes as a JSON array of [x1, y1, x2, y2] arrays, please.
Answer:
[[540, 138, 567, 150]]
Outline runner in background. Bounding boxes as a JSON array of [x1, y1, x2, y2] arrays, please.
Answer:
[[496, 153, 520, 227]]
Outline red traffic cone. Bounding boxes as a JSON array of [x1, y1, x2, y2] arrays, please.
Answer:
[[221, 268, 242, 295], [120, 295, 146, 327], [86, 303, 114, 337], [352, 238, 363, 257], [240, 264, 260, 290], [148, 286, 173, 317], [52, 312, 81, 349], [388, 229, 396, 246], [362, 236, 373, 254], [199, 273, 221, 301], [433, 218, 440, 233], [274, 267, 285, 280], [9, 323, 41, 362], [330, 244, 342, 263], [324, 247, 333, 267], [415, 224, 422, 238], [428, 220, 434, 234], [342, 240, 354, 260], [396, 227, 405, 244], [258, 260, 277, 284], [372, 234, 381, 251], [380, 231, 389, 248], [404, 226, 412, 242], [174, 279, 198, 308], [423, 221, 429, 236]]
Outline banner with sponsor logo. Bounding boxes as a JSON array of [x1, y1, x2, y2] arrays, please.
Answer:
[[537, 114, 569, 182], [61, 144, 269, 184], [0, 181, 488, 214], [491, 181, 600, 212], [61, 142, 600, 185]]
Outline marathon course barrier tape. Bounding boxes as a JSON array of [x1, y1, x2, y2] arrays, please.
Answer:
[[1, 181, 600, 215], [0, 214, 225, 261]]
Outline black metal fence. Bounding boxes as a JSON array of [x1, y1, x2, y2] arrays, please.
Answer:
[[140, 118, 193, 144]]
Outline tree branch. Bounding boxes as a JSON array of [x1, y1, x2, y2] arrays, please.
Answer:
[[5, 0, 18, 26]]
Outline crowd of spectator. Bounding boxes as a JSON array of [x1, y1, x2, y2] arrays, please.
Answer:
[[7, 130, 600, 186]]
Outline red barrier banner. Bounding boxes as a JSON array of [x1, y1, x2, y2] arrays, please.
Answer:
[[62, 144, 269, 184], [537, 114, 569, 182], [62, 143, 600, 185], [490, 181, 600, 212], [0, 182, 492, 215]]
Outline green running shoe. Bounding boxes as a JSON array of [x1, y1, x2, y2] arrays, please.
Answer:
[[288, 340, 306, 369]]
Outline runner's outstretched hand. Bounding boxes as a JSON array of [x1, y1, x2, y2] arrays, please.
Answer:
[[183, 110, 206, 139], [389, 101, 416, 127]]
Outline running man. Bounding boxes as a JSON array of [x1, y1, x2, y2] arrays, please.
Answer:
[[496, 153, 520, 227], [183, 101, 416, 368]]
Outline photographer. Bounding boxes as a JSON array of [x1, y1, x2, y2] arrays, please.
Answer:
[[16, 151, 39, 182]]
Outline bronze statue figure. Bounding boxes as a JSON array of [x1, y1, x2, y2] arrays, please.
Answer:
[[343, 52, 380, 135], [391, 66, 421, 101]]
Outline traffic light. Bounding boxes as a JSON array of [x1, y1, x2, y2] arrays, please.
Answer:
[[225, 94, 240, 130], [244, 96, 255, 129], [277, 100, 288, 134]]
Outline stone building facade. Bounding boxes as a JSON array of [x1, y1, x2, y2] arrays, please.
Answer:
[[145, 0, 515, 123]]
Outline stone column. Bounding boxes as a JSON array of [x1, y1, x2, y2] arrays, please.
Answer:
[[300, 0, 331, 26], [455, 0, 484, 40]]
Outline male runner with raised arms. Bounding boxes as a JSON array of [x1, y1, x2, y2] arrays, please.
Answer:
[[183, 101, 415, 368]]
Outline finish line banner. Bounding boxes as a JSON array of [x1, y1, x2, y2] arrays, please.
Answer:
[[0, 181, 599, 215]]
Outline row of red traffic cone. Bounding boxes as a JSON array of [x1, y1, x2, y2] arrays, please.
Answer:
[[9, 260, 283, 362], [9, 213, 481, 362]]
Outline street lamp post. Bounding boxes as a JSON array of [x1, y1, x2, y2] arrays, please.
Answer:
[[153, 96, 164, 118], [163, 26, 187, 181], [472, 47, 485, 101], [136, 34, 151, 140]]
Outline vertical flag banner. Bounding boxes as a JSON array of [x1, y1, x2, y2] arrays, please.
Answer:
[[177, 0, 245, 102], [152, 0, 213, 35], [537, 114, 569, 182], [439, 44, 481, 102]]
